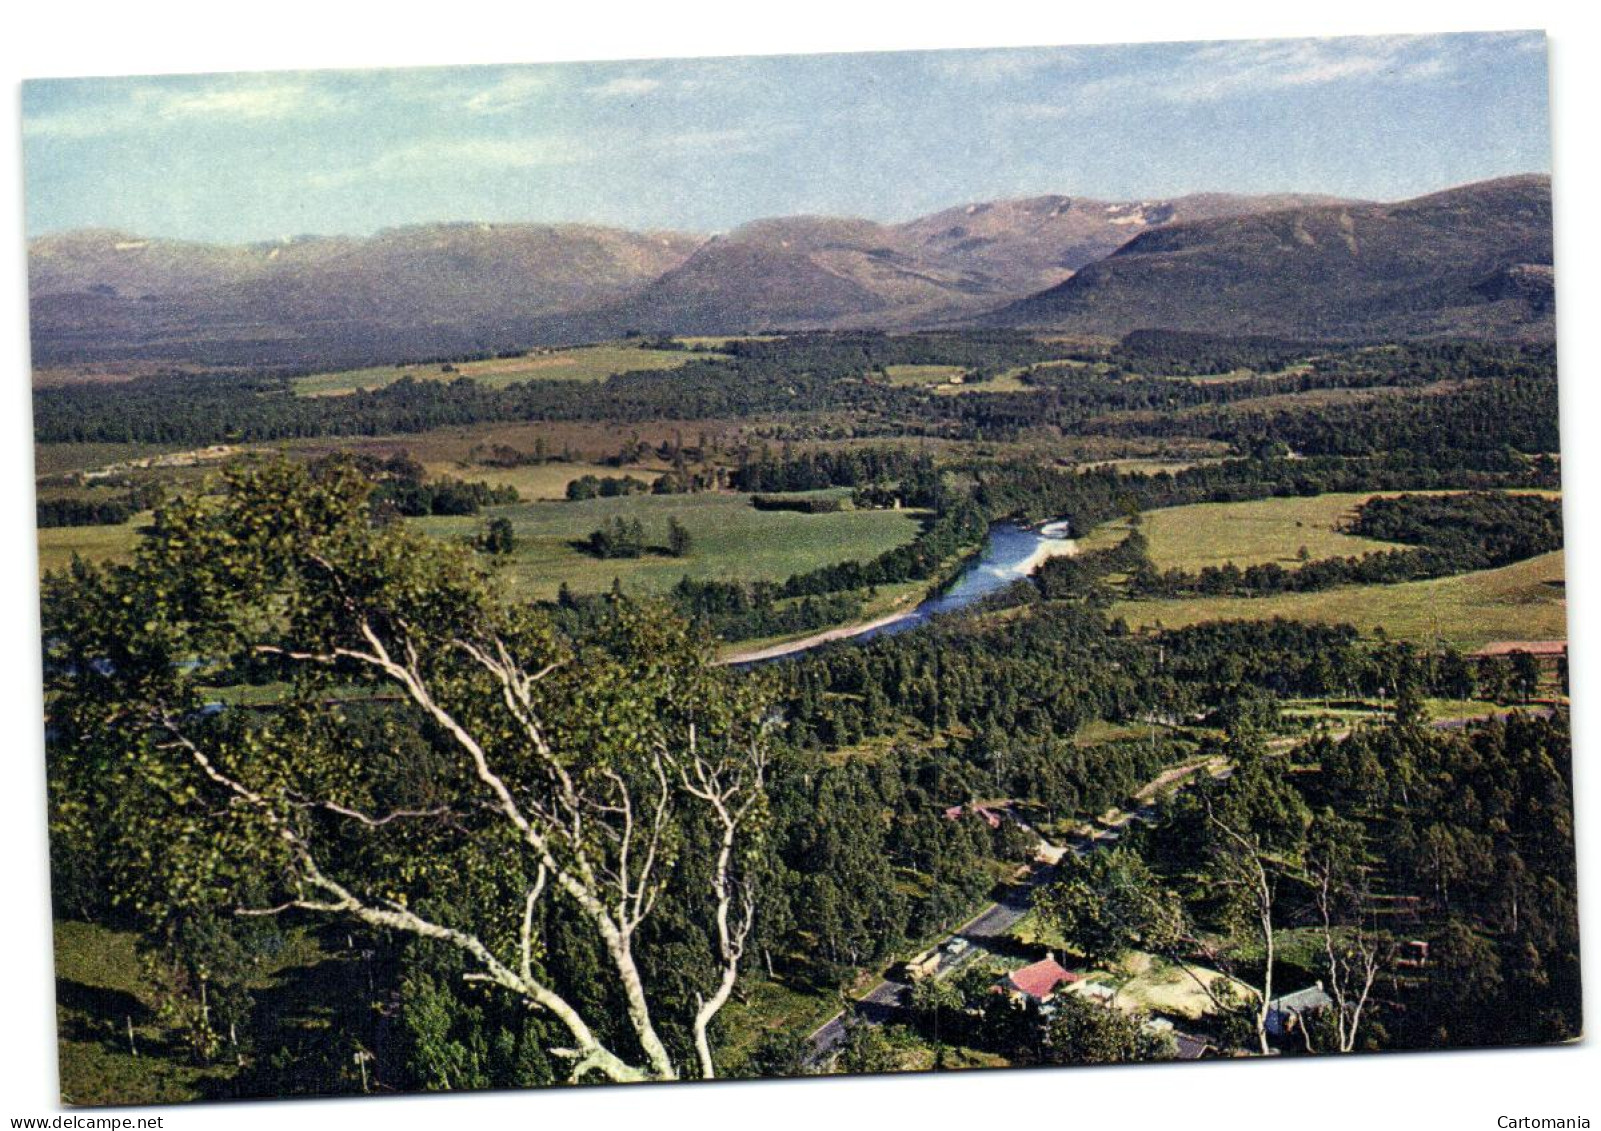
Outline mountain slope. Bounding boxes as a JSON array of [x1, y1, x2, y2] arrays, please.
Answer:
[[990, 176, 1554, 341], [28, 224, 705, 370], [613, 192, 1352, 334], [27, 178, 1549, 374]]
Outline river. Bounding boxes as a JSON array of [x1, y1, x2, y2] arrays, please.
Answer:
[[722, 519, 1078, 665]]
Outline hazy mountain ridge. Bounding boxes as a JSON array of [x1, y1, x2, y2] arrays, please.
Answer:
[[612, 192, 1355, 335], [27, 178, 1550, 374], [29, 223, 705, 370]]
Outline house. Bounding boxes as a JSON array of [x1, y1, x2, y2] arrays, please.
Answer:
[[1265, 982, 1335, 1039], [941, 802, 1004, 829], [1469, 640, 1567, 672], [995, 957, 1080, 1004], [1172, 1031, 1218, 1060], [1396, 939, 1430, 969]]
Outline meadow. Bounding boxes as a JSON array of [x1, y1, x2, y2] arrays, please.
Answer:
[[52, 920, 346, 1105], [1108, 550, 1566, 647], [36, 515, 148, 573], [292, 343, 719, 396], [1079, 492, 1409, 570], [1075, 491, 1567, 647], [420, 459, 671, 501], [414, 490, 926, 602]]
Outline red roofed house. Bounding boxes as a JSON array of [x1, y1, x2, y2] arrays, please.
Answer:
[[1470, 640, 1568, 674], [995, 957, 1080, 1004], [1470, 640, 1567, 658], [941, 803, 1004, 829]]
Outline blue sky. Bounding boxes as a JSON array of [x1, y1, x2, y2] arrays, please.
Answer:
[[21, 31, 1550, 243]]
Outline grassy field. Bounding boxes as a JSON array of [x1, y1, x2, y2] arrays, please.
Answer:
[[880, 364, 1039, 397], [293, 344, 719, 397], [883, 364, 967, 387], [36, 515, 149, 573], [1080, 492, 1408, 571], [1110, 550, 1567, 648], [1074, 457, 1215, 477], [1096, 952, 1249, 1022], [421, 460, 670, 501], [34, 442, 191, 479], [53, 920, 340, 1105], [415, 490, 925, 601]]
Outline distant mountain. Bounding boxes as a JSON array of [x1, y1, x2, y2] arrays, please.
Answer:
[[28, 223, 703, 371], [989, 176, 1554, 341], [611, 193, 1349, 334], [27, 179, 1549, 375]]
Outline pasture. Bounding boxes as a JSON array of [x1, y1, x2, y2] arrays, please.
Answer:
[[36, 516, 148, 573], [1109, 550, 1567, 648], [293, 343, 719, 397], [414, 490, 926, 602], [1079, 492, 1409, 570]]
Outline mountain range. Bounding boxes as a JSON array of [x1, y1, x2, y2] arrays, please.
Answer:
[[26, 176, 1553, 374]]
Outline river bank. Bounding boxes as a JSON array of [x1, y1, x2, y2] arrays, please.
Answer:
[[719, 519, 1079, 666]]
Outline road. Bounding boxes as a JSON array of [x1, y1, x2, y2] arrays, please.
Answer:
[[803, 763, 1215, 1066], [802, 706, 1555, 1067]]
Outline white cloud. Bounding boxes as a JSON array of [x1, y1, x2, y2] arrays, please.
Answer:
[[930, 47, 1076, 84], [25, 75, 337, 139], [1002, 34, 1470, 121], [1178, 36, 1456, 99], [590, 76, 662, 99], [463, 72, 553, 114], [306, 136, 592, 189]]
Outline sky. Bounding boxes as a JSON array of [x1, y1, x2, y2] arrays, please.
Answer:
[[21, 31, 1551, 244]]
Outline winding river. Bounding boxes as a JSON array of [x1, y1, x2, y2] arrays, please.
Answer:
[[723, 519, 1077, 665]]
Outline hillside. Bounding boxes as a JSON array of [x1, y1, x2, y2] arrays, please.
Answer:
[[613, 192, 1350, 334], [27, 178, 1552, 375], [27, 191, 1352, 375], [990, 176, 1554, 341], [28, 223, 704, 371]]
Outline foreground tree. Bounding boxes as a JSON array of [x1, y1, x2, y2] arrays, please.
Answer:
[[1144, 731, 1312, 1055], [44, 458, 774, 1084], [1034, 847, 1184, 970]]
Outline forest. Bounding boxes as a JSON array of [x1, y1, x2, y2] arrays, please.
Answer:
[[33, 327, 1577, 1101]]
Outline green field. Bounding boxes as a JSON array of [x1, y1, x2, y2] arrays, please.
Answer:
[[34, 442, 192, 479], [421, 460, 670, 501], [883, 364, 967, 387], [1110, 550, 1566, 647], [415, 490, 925, 601], [879, 364, 1040, 397], [1080, 492, 1407, 570], [33, 487, 923, 601], [293, 343, 719, 397], [53, 920, 341, 1105], [36, 516, 149, 573]]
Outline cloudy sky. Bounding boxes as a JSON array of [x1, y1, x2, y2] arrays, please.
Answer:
[[22, 31, 1550, 244]]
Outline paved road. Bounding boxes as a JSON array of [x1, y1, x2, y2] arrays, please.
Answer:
[[801, 706, 1555, 1066], [803, 801, 1168, 1066]]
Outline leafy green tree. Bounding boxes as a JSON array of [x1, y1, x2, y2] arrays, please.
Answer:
[[43, 458, 774, 1084], [1043, 993, 1172, 1065], [1510, 651, 1541, 703], [1035, 848, 1184, 967], [480, 516, 516, 555], [1148, 731, 1312, 1054], [833, 1016, 901, 1074], [666, 517, 693, 559]]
